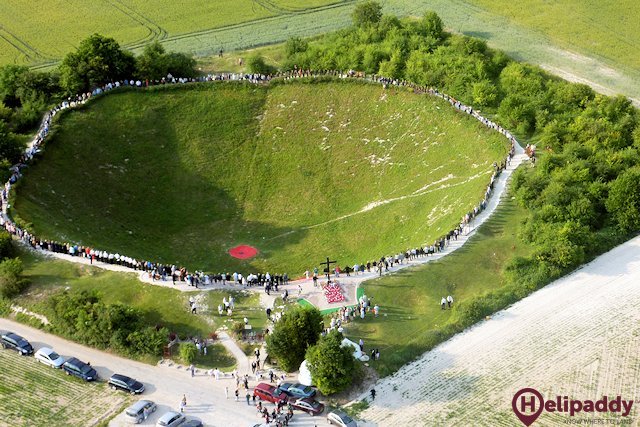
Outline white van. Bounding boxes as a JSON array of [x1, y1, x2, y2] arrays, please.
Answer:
[[124, 399, 157, 424]]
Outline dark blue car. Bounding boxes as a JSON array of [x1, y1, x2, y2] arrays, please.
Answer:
[[62, 357, 98, 381], [278, 382, 317, 399], [1, 332, 34, 355]]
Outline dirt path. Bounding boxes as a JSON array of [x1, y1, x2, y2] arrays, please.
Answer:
[[354, 235, 640, 426]]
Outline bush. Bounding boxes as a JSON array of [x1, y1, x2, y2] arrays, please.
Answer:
[[231, 321, 245, 338], [606, 166, 640, 232], [128, 327, 169, 357], [285, 37, 309, 57], [0, 230, 13, 259], [179, 342, 197, 364], [0, 297, 10, 316], [247, 55, 275, 75], [0, 258, 27, 298]]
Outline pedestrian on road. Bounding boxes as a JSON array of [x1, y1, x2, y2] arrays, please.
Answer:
[[225, 386, 229, 399], [235, 388, 239, 401], [190, 364, 195, 377], [246, 391, 251, 405], [447, 295, 454, 308], [375, 348, 380, 360], [251, 361, 256, 373], [180, 394, 187, 412], [441, 297, 447, 310], [359, 338, 364, 352], [370, 389, 376, 401]]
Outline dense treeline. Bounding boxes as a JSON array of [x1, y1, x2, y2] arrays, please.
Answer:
[[47, 290, 169, 357], [0, 35, 196, 181], [276, 1, 640, 299]]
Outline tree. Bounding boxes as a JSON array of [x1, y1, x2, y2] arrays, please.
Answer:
[[606, 166, 640, 232], [164, 52, 197, 78], [266, 305, 323, 372], [423, 11, 444, 40], [305, 330, 361, 395], [0, 121, 21, 173], [179, 342, 197, 364], [60, 34, 135, 94], [352, 1, 382, 28], [136, 41, 167, 81], [0, 230, 12, 259]]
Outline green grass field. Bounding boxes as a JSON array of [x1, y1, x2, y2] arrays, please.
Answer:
[[12, 80, 508, 275], [0, 349, 133, 426], [343, 192, 533, 376]]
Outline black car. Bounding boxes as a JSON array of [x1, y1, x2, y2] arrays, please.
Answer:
[[62, 357, 98, 381], [1, 332, 34, 355], [108, 373, 145, 394]]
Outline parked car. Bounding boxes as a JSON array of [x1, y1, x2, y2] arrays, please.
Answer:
[[124, 400, 156, 424], [62, 357, 98, 381], [289, 397, 325, 416], [1, 332, 34, 355], [181, 420, 203, 427], [278, 382, 316, 398], [327, 409, 358, 426], [156, 411, 185, 427], [109, 373, 145, 394], [253, 383, 288, 404], [34, 347, 65, 368]]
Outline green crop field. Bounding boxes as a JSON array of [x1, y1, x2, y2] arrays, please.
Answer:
[[0, 0, 347, 68], [0, 349, 132, 426], [12, 80, 508, 275], [467, 0, 640, 73], [4, 0, 638, 103]]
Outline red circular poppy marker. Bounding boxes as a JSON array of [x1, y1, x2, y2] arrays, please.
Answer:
[[229, 245, 258, 259]]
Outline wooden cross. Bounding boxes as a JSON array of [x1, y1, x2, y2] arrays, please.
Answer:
[[320, 256, 337, 281]]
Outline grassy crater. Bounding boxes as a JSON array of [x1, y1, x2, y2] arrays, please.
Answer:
[[13, 80, 508, 274]]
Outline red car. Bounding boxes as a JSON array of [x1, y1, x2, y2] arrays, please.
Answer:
[[253, 383, 288, 404], [289, 397, 325, 416]]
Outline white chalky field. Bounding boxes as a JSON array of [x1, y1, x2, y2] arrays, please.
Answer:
[[357, 235, 640, 426]]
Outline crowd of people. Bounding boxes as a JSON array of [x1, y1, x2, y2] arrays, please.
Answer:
[[0, 68, 521, 293]]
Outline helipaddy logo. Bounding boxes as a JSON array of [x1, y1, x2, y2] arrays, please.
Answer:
[[512, 388, 634, 426]]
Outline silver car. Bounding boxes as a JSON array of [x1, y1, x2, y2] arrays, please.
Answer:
[[327, 410, 358, 427], [156, 411, 185, 427], [124, 399, 156, 424], [34, 347, 65, 368]]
